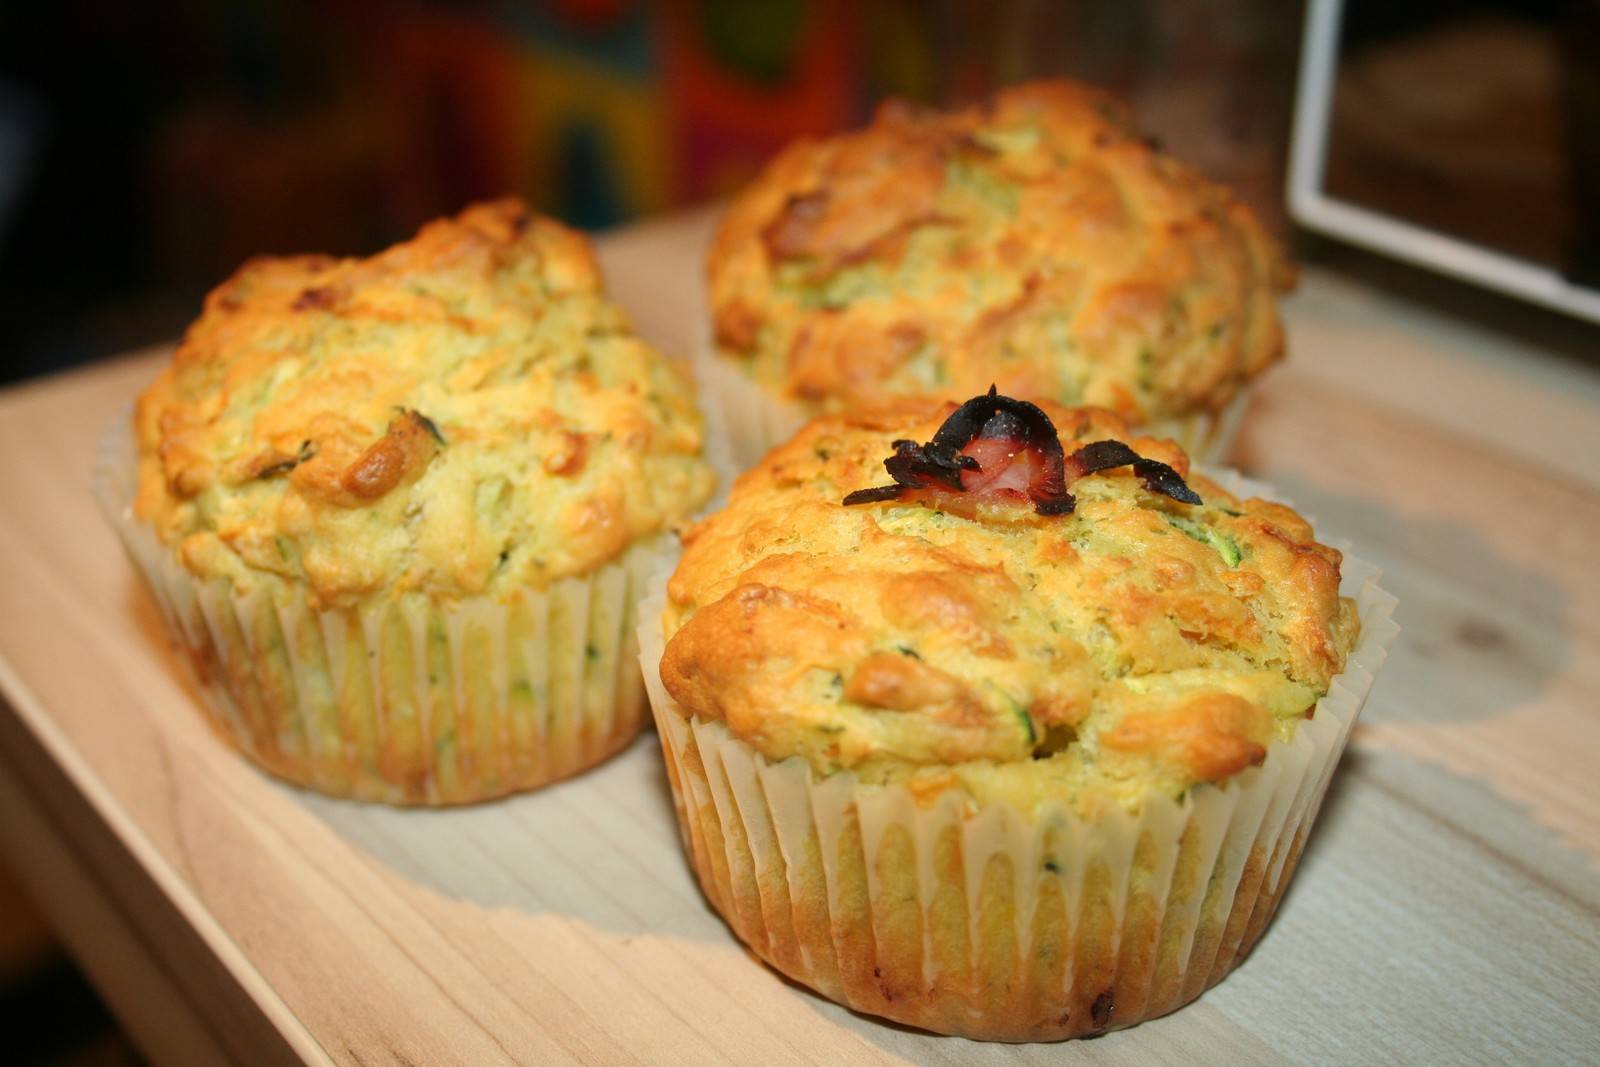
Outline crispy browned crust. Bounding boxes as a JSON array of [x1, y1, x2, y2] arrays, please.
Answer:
[[134, 198, 713, 607], [708, 80, 1295, 422], [660, 398, 1357, 802]]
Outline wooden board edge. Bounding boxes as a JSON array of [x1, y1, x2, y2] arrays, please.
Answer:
[[0, 654, 333, 1067]]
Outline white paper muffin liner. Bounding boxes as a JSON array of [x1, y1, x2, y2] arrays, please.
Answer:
[[94, 415, 669, 805], [1145, 390, 1252, 468], [637, 469, 1396, 1040], [693, 345, 1253, 479], [691, 346, 809, 477]]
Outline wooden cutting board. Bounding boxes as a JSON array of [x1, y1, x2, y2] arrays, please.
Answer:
[[0, 210, 1596, 1066]]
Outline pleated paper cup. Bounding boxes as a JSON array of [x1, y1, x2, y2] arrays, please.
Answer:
[[694, 346, 1253, 476], [691, 346, 809, 476], [95, 415, 667, 805], [638, 472, 1396, 1040], [1145, 391, 1252, 467]]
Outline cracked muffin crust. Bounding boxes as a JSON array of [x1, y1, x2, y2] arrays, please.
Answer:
[[136, 198, 714, 609], [660, 396, 1356, 814], [707, 79, 1294, 429]]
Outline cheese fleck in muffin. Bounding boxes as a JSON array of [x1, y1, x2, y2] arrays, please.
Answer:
[[704, 79, 1294, 465], [642, 392, 1393, 1040], [116, 199, 715, 803]]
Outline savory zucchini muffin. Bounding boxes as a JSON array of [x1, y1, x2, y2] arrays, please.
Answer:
[[103, 198, 715, 804], [640, 391, 1395, 1040], [703, 79, 1294, 467]]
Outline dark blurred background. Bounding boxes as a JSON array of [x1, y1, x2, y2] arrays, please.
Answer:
[[0, 0, 1306, 387]]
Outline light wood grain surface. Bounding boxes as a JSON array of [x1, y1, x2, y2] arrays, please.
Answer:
[[1, 212, 1598, 1066]]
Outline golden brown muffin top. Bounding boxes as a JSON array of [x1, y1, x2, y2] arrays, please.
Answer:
[[660, 395, 1356, 813], [135, 199, 714, 608], [708, 79, 1294, 425]]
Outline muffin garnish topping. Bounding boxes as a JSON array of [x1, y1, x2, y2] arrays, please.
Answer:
[[842, 386, 1200, 516]]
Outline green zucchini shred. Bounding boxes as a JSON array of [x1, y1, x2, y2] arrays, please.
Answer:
[[1010, 699, 1037, 745], [1165, 515, 1243, 566]]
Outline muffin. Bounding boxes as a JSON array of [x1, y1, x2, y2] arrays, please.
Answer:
[[702, 79, 1294, 469], [97, 199, 715, 804], [640, 390, 1395, 1040]]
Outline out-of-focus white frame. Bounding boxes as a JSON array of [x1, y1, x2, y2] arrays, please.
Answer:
[[1288, 0, 1600, 324]]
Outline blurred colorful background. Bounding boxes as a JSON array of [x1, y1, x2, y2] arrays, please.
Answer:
[[0, 0, 1302, 386]]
